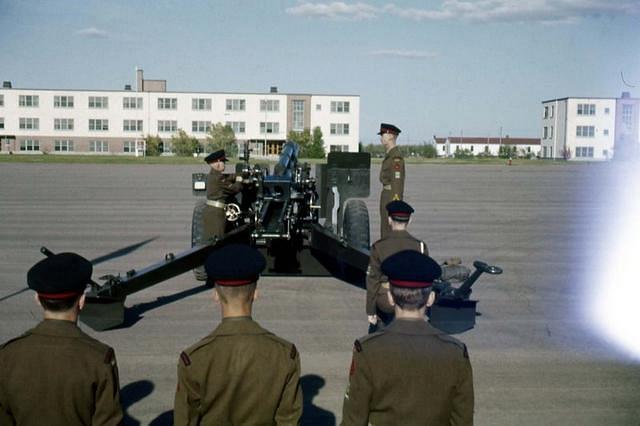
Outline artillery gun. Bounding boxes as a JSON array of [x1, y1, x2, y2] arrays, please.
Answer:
[[36, 141, 502, 333]]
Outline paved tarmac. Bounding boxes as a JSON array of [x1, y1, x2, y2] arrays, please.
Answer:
[[1, 160, 639, 425]]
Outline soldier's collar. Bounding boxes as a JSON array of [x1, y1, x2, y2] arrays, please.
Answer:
[[387, 318, 441, 336], [33, 319, 83, 337]]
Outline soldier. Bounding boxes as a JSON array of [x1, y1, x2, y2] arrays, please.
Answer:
[[378, 123, 405, 239], [174, 244, 302, 425], [342, 250, 474, 426], [0, 253, 123, 425], [366, 200, 427, 333], [202, 149, 244, 242]]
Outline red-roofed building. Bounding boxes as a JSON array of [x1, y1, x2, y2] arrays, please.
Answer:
[[433, 136, 541, 158]]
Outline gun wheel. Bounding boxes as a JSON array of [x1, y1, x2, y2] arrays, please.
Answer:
[[342, 199, 370, 250]]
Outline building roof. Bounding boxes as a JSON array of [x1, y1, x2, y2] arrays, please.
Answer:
[[434, 136, 540, 146]]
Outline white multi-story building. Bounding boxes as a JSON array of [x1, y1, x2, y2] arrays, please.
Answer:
[[434, 136, 540, 158], [0, 70, 360, 157], [540, 97, 616, 161]]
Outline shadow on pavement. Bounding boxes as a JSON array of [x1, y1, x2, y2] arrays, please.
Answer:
[[301, 374, 336, 426], [90, 237, 158, 266], [121, 380, 154, 426]]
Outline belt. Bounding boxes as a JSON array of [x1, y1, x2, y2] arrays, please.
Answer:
[[382, 185, 391, 190], [206, 200, 226, 209]]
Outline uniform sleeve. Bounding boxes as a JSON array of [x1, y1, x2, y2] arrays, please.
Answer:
[[221, 175, 243, 196], [390, 156, 404, 201], [341, 347, 372, 426], [174, 354, 201, 426], [92, 349, 124, 426], [450, 346, 474, 426], [274, 346, 302, 425], [0, 353, 14, 425], [366, 246, 383, 316]]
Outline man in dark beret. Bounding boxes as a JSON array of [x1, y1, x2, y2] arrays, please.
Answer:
[[343, 250, 474, 426], [378, 122, 405, 239], [174, 244, 302, 425], [202, 149, 244, 243], [0, 253, 123, 425], [366, 200, 428, 332]]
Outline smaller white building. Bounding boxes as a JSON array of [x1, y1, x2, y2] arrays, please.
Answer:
[[540, 97, 616, 161], [433, 136, 540, 158]]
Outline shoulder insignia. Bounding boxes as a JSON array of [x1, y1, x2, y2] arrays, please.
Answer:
[[104, 348, 115, 364], [393, 157, 402, 162], [290, 344, 298, 360], [354, 339, 362, 353], [392, 194, 400, 201], [180, 351, 192, 366]]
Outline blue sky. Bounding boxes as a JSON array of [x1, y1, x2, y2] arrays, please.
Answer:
[[1, 0, 639, 144]]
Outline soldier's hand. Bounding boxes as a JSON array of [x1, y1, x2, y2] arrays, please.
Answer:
[[367, 315, 378, 325], [235, 175, 243, 183]]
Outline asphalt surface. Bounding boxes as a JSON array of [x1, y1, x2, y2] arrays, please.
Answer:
[[1, 161, 639, 425]]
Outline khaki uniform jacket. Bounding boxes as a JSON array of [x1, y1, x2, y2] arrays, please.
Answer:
[[366, 230, 428, 315], [341, 319, 474, 426], [0, 319, 123, 426], [174, 316, 302, 426], [379, 146, 405, 239], [203, 169, 243, 240]]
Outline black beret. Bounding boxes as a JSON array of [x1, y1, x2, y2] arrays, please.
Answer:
[[386, 200, 414, 222], [205, 244, 266, 286], [204, 149, 227, 164], [378, 123, 401, 135], [27, 253, 92, 299], [381, 250, 441, 288]]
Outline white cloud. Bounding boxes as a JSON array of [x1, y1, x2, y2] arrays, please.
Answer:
[[286, 1, 640, 23], [75, 27, 108, 38], [368, 49, 437, 59]]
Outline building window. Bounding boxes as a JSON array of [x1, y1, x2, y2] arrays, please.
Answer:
[[549, 126, 554, 138], [543, 106, 549, 119], [316, 104, 321, 111], [442, 145, 446, 152], [577, 103, 595, 116], [226, 121, 245, 134], [543, 126, 548, 139], [550, 105, 554, 118], [20, 139, 40, 151], [604, 107, 610, 114], [54, 140, 74, 152], [0, 94, 4, 106], [260, 99, 280, 112], [329, 145, 349, 152], [88, 96, 108, 109], [157, 120, 177, 133], [123, 119, 143, 132], [330, 123, 350, 135], [192, 121, 211, 133], [123, 141, 137, 153], [0, 118, 4, 129], [158, 98, 177, 110], [54, 118, 74, 130], [576, 126, 595, 137], [226, 99, 246, 111], [19, 117, 39, 130], [470, 145, 474, 152], [89, 119, 109, 131], [622, 104, 633, 126], [330, 101, 350, 113], [19, 95, 39, 107], [123, 97, 143, 109], [576, 146, 594, 158], [260, 122, 279, 134], [604, 129, 609, 136], [54, 96, 74, 108], [192, 98, 212, 111], [292, 100, 305, 131], [89, 140, 109, 152]]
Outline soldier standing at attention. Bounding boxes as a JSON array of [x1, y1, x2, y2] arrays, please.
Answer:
[[378, 123, 404, 239], [0, 253, 123, 425], [343, 251, 474, 426], [366, 200, 427, 332], [174, 244, 302, 425], [202, 149, 244, 242]]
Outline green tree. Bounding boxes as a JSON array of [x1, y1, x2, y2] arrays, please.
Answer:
[[422, 143, 438, 158], [171, 129, 201, 156], [287, 129, 311, 156], [206, 123, 237, 157], [498, 145, 517, 159], [306, 126, 326, 158], [144, 134, 162, 156], [454, 146, 474, 159]]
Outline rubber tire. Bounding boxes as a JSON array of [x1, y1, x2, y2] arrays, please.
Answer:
[[342, 199, 370, 250], [192, 199, 207, 281]]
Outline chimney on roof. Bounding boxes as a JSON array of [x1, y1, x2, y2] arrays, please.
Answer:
[[621, 92, 631, 99], [270, 86, 278, 93], [136, 68, 144, 92], [124, 84, 132, 91], [2, 81, 12, 88]]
